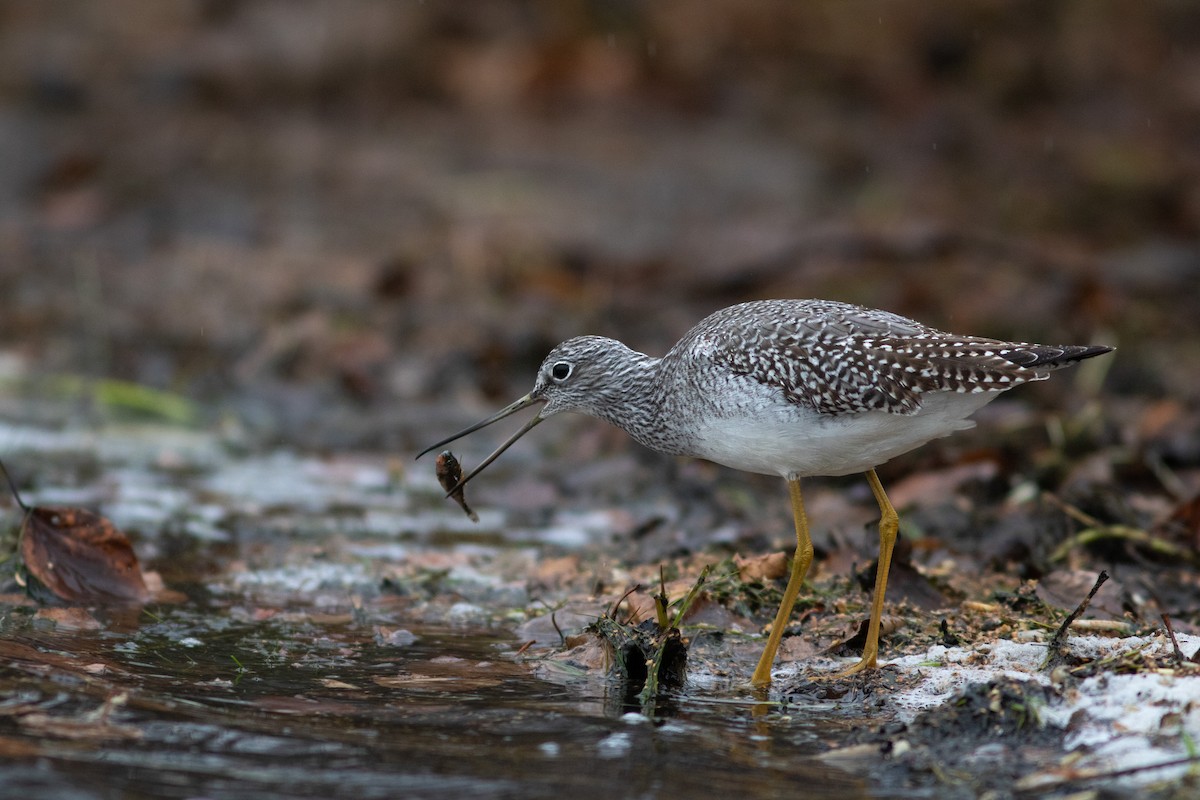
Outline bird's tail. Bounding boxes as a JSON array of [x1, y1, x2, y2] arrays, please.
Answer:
[[1001, 344, 1114, 369]]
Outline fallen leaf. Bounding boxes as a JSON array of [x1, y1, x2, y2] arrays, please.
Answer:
[[677, 594, 752, 630], [33, 607, 102, 631], [735, 551, 788, 582], [20, 506, 151, 604], [1155, 494, 1200, 549], [620, 591, 658, 624], [886, 459, 999, 510], [778, 634, 821, 663], [514, 601, 605, 645], [541, 630, 612, 673], [823, 615, 904, 657], [869, 560, 951, 612], [2, 459, 151, 605]]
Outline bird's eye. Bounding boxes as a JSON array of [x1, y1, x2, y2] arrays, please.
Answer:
[[551, 362, 572, 381]]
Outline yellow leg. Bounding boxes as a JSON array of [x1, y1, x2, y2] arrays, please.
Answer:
[[751, 478, 813, 687], [831, 468, 898, 677]]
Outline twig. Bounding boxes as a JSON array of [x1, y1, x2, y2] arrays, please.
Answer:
[[1160, 613, 1196, 665], [1048, 523, 1197, 565], [611, 584, 642, 624], [1042, 491, 1103, 528], [669, 565, 711, 630], [1045, 570, 1108, 668], [0, 458, 29, 511], [550, 610, 564, 647], [1042, 492, 1199, 565]]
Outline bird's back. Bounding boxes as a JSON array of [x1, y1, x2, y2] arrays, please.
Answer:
[[668, 299, 1109, 418]]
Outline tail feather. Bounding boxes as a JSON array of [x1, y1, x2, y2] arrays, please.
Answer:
[[1001, 344, 1113, 369]]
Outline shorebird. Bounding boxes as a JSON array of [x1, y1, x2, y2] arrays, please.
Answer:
[[418, 299, 1112, 686]]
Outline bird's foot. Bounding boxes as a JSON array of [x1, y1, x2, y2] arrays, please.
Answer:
[[820, 652, 879, 681]]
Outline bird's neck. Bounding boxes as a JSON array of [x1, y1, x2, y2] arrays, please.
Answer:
[[584, 349, 681, 454]]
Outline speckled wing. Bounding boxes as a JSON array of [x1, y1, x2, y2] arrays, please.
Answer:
[[700, 300, 929, 416], [694, 300, 1095, 417]]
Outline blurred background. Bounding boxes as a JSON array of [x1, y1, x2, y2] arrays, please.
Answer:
[[0, 0, 1196, 453]]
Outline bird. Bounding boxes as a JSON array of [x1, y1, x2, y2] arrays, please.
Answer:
[[417, 299, 1113, 686]]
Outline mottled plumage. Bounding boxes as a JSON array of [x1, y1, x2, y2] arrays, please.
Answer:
[[679, 299, 1105, 416]]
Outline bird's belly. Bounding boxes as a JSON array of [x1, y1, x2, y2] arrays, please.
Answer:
[[686, 390, 998, 478]]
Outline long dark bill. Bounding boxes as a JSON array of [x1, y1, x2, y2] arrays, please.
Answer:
[[415, 394, 545, 492]]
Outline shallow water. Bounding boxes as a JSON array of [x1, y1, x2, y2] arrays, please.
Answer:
[[0, 610, 879, 800]]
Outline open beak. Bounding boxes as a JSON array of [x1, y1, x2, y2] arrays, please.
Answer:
[[415, 393, 545, 492]]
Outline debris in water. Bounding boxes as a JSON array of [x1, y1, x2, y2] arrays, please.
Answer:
[[435, 450, 479, 522]]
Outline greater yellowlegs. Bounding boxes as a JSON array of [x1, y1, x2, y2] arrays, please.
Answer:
[[417, 299, 1113, 686]]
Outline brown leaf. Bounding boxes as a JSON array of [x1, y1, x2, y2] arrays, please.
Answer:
[[735, 551, 788, 582], [621, 590, 658, 624], [871, 560, 951, 612], [1156, 494, 1200, 549], [1037, 569, 1124, 620], [885, 459, 998, 510], [778, 634, 821, 663], [540, 630, 612, 673], [20, 506, 151, 604], [823, 615, 905, 657], [33, 607, 102, 631]]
